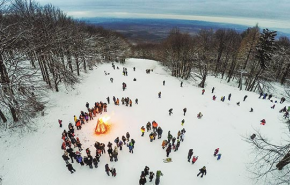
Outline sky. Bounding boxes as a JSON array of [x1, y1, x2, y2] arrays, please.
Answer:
[[36, 0, 290, 31]]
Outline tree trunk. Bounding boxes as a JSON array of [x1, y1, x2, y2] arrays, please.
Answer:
[[280, 63, 290, 85], [83, 57, 86, 72], [67, 54, 73, 73], [9, 105, 18, 122], [276, 151, 290, 170], [198, 65, 207, 88], [75, 56, 80, 76], [0, 109, 7, 123]]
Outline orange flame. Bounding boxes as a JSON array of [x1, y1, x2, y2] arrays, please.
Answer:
[[95, 116, 110, 135]]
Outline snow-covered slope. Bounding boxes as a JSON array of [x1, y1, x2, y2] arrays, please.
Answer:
[[0, 58, 288, 185]]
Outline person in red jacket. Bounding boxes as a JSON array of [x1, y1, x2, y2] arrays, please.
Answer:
[[214, 148, 219, 156], [192, 156, 198, 164], [260, 119, 266, 125]]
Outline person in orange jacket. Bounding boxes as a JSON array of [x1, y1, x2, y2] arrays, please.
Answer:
[[129, 99, 132, 107], [152, 121, 158, 132], [76, 120, 81, 130]]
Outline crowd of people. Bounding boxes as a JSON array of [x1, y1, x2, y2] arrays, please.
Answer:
[[57, 62, 289, 185]]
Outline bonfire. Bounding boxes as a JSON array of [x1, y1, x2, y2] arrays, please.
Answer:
[[95, 117, 110, 134]]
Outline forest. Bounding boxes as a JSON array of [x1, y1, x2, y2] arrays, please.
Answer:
[[0, 0, 130, 127]]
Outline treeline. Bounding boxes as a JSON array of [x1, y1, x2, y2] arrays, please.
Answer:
[[0, 0, 130, 127], [131, 27, 290, 90]]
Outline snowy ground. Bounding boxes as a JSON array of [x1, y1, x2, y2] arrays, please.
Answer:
[[0, 58, 289, 185]]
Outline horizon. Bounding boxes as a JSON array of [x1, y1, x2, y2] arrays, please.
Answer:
[[36, 0, 290, 33]]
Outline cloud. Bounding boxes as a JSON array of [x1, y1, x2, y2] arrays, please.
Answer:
[[36, 0, 290, 30]]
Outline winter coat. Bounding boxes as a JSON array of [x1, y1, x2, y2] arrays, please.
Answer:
[[66, 163, 74, 170], [162, 140, 167, 147], [62, 154, 69, 161], [152, 122, 158, 128], [188, 149, 193, 157], [139, 177, 147, 184], [156, 170, 163, 178], [199, 167, 207, 175], [192, 156, 198, 162], [76, 155, 83, 163], [105, 164, 110, 172], [157, 127, 163, 135], [166, 146, 171, 153], [141, 127, 145, 133]]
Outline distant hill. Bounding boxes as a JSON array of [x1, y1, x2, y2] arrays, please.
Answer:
[[82, 18, 290, 44]]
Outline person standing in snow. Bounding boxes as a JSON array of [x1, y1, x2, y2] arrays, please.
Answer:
[[105, 164, 110, 176], [141, 126, 145, 136], [112, 147, 118, 162], [155, 170, 163, 185], [158, 91, 161, 98], [271, 104, 275, 109], [259, 92, 263, 98], [146, 122, 151, 132], [157, 127, 163, 139], [169, 108, 173, 116], [228, 93, 231, 101], [135, 98, 138, 104], [149, 171, 155, 182], [217, 153, 222, 160], [111, 168, 117, 177], [181, 119, 185, 126], [180, 81, 183, 87], [163, 80, 165, 86], [202, 89, 205, 95], [192, 156, 198, 164], [144, 166, 150, 176], [126, 132, 130, 141], [106, 97, 110, 104], [197, 166, 207, 178], [139, 175, 147, 185], [66, 148, 75, 163], [167, 131, 172, 143], [212, 87, 215, 93], [250, 108, 253, 112], [128, 141, 134, 153], [213, 95, 216, 101], [197, 112, 203, 119], [62, 151, 70, 163], [183, 108, 187, 116], [58, 119, 62, 127], [166, 144, 172, 157], [243, 95, 248, 101], [260, 119, 266, 125], [188, 149, 193, 162], [174, 140, 180, 151], [66, 162, 76, 174], [162, 140, 167, 149], [214, 148, 219, 156], [280, 97, 286, 104]]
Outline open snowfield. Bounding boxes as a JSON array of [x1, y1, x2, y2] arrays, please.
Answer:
[[0, 58, 289, 185]]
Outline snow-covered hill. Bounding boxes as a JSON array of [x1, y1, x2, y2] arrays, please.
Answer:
[[0, 58, 288, 185]]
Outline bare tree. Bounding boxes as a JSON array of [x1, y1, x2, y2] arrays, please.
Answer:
[[246, 130, 290, 185]]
